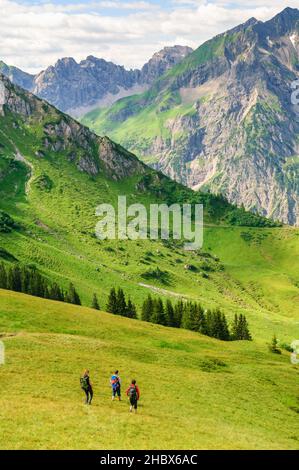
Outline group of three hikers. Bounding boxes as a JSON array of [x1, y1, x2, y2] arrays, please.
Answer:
[[80, 369, 140, 413]]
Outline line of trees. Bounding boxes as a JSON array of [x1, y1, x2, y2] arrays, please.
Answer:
[[141, 295, 252, 341], [0, 262, 81, 305], [0, 262, 252, 342], [106, 287, 137, 319]]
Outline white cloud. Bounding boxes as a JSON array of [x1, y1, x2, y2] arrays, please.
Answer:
[[0, 0, 297, 74]]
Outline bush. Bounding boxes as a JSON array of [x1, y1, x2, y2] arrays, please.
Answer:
[[141, 267, 169, 284], [0, 211, 18, 233], [269, 334, 281, 354]]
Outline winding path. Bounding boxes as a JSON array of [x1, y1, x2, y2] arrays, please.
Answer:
[[0, 128, 34, 195]]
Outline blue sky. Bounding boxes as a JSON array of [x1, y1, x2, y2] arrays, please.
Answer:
[[1, 0, 297, 72]]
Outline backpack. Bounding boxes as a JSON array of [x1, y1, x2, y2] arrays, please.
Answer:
[[111, 375, 120, 390], [129, 385, 137, 400], [80, 375, 89, 391]]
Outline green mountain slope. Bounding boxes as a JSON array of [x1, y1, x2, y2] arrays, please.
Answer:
[[81, 8, 299, 225], [0, 289, 298, 450], [0, 73, 298, 344]]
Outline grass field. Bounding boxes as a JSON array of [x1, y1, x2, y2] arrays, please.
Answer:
[[0, 77, 299, 450], [0, 289, 298, 450], [1, 110, 299, 343]]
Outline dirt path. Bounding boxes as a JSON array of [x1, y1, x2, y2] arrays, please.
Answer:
[[0, 128, 34, 194], [138, 282, 190, 299]]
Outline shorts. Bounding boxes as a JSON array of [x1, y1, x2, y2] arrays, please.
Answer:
[[130, 398, 138, 409], [112, 387, 121, 397]]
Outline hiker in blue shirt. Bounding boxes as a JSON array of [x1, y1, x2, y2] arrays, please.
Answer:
[[110, 370, 121, 401]]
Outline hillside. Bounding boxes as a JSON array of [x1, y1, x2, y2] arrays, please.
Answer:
[[0, 289, 298, 450], [0, 46, 193, 116], [0, 72, 299, 346], [81, 7, 299, 226]]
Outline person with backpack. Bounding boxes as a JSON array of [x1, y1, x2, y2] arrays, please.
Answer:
[[110, 370, 121, 401], [80, 369, 93, 405], [126, 379, 140, 413]]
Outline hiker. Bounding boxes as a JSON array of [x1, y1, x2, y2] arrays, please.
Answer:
[[126, 379, 140, 413], [110, 370, 121, 401], [80, 369, 93, 405]]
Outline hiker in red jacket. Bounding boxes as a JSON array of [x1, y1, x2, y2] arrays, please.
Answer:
[[126, 379, 140, 413]]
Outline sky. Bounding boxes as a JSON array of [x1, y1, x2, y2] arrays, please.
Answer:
[[0, 0, 298, 73]]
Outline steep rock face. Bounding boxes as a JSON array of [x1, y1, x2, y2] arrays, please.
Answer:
[[0, 74, 145, 181], [33, 56, 139, 116], [139, 46, 193, 83], [0, 61, 34, 91], [0, 46, 193, 116], [83, 8, 299, 225]]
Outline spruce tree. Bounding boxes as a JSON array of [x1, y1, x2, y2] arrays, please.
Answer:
[[231, 314, 252, 341], [106, 287, 118, 314], [0, 262, 7, 289], [165, 299, 175, 327], [181, 301, 192, 330], [126, 298, 137, 319], [220, 312, 230, 341], [141, 294, 153, 322], [116, 288, 127, 315], [231, 314, 239, 340], [174, 300, 184, 328], [66, 282, 81, 305], [269, 334, 281, 354], [199, 308, 208, 335], [239, 314, 252, 340], [92, 293, 100, 310], [8, 266, 22, 292], [49, 282, 64, 302], [151, 298, 166, 325], [205, 309, 213, 337]]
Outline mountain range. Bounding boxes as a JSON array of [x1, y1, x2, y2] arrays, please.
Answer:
[[82, 7, 299, 226], [0, 56, 299, 449], [0, 71, 297, 328], [0, 45, 193, 116], [0, 7, 298, 227]]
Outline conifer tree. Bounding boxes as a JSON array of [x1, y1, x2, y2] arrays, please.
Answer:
[[49, 282, 64, 302], [126, 298, 137, 319], [239, 314, 252, 340], [8, 266, 22, 292], [92, 293, 100, 310], [116, 288, 127, 315], [0, 262, 7, 289], [181, 301, 190, 330], [106, 287, 118, 314], [141, 294, 153, 322], [66, 282, 81, 305], [165, 299, 175, 327], [220, 312, 230, 341], [174, 299, 184, 328], [151, 297, 166, 325], [231, 314, 239, 340], [269, 334, 281, 354], [231, 314, 252, 340]]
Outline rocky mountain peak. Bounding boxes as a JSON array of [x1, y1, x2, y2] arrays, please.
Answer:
[[0, 45, 193, 115], [84, 8, 299, 226], [255, 6, 299, 39], [140, 45, 193, 83], [0, 73, 145, 181]]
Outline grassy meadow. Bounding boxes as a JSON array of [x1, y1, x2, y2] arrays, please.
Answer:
[[0, 289, 298, 450], [0, 87, 299, 450]]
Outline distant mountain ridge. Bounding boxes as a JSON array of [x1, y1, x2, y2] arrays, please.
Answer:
[[0, 45, 193, 116], [82, 7, 299, 226]]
